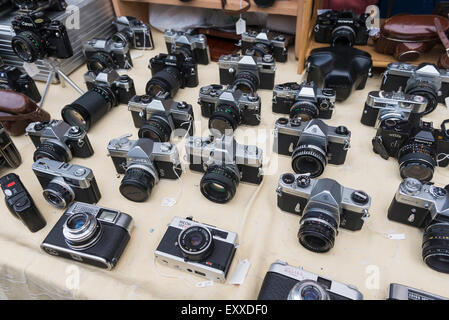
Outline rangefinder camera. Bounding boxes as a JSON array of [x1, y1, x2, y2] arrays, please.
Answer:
[[26, 120, 94, 163], [0, 64, 41, 102], [198, 84, 261, 135], [154, 216, 238, 283], [128, 93, 194, 142], [41, 202, 133, 270], [272, 82, 336, 121], [113, 16, 154, 50], [107, 135, 182, 202], [274, 118, 351, 178], [240, 30, 288, 62], [32, 159, 101, 209], [0, 124, 21, 171], [185, 135, 263, 203], [164, 29, 209, 65], [361, 90, 427, 128], [277, 173, 371, 253], [388, 283, 447, 300], [83, 37, 133, 74], [218, 54, 276, 93], [258, 260, 363, 300]]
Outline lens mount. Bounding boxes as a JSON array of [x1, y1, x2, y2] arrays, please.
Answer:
[[178, 225, 214, 262], [146, 67, 182, 97], [398, 143, 435, 182], [298, 210, 338, 253], [11, 31, 44, 63], [63, 212, 102, 251], [86, 52, 115, 74], [290, 100, 319, 122], [423, 222, 449, 274], [120, 164, 157, 202], [138, 115, 173, 142], [209, 104, 240, 136], [291, 144, 327, 178], [34, 140, 72, 163], [233, 71, 259, 95], [200, 165, 240, 204], [287, 280, 330, 300], [43, 178, 75, 209], [331, 25, 356, 47]]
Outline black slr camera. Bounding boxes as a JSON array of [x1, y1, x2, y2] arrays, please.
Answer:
[[61, 69, 136, 132], [0, 62, 41, 102], [164, 29, 209, 65], [381, 63, 449, 115], [274, 118, 351, 178], [12, 0, 67, 11], [372, 119, 449, 182], [128, 92, 194, 142], [314, 10, 370, 46], [26, 120, 94, 162], [41, 202, 133, 270], [83, 37, 133, 74], [0, 124, 21, 171], [240, 30, 288, 62], [32, 159, 101, 209], [388, 178, 449, 274], [113, 16, 154, 50], [258, 260, 363, 300], [277, 174, 371, 253], [198, 84, 261, 136], [11, 11, 73, 63], [272, 82, 336, 121]]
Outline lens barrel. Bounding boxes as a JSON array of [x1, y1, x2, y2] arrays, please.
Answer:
[[290, 101, 319, 121], [43, 181, 75, 209], [178, 225, 214, 262], [63, 212, 102, 250], [120, 166, 156, 202], [146, 67, 182, 98], [291, 145, 327, 178], [208, 104, 240, 136], [422, 222, 449, 274], [11, 31, 44, 63], [138, 116, 172, 142], [200, 165, 240, 204], [233, 71, 259, 94], [398, 143, 435, 182], [298, 210, 338, 253]]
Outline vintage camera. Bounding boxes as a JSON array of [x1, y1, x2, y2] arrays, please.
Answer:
[[372, 119, 449, 182], [277, 173, 371, 253], [146, 52, 198, 98], [198, 84, 261, 135], [240, 30, 288, 62], [381, 63, 449, 115], [0, 64, 41, 102], [164, 29, 209, 65], [11, 11, 73, 63], [128, 92, 194, 142], [26, 120, 94, 162], [32, 159, 101, 209], [361, 90, 427, 128], [388, 178, 449, 274], [112, 16, 154, 50], [12, 0, 67, 11], [154, 216, 238, 283], [83, 37, 133, 74], [314, 10, 370, 46], [274, 118, 351, 178], [218, 54, 276, 93], [61, 69, 136, 132], [272, 82, 336, 121], [107, 135, 182, 202], [388, 283, 447, 300], [0, 124, 21, 171], [258, 260, 363, 300], [41, 202, 133, 270], [185, 135, 263, 204]]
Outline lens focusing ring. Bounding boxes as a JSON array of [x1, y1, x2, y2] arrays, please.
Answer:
[[34, 140, 71, 163], [290, 100, 319, 121], [178, 225, 214, 262], [138, 116, 172, 142], [146, 67, 182, 97], [422, 222, 449, 274], [288, 280, 330, 300], [63, 212, 103, 251], [120, 165, 156, 202], [12, 31, 44, 62], [233, 71, 259, 94], [292, 144, 327, 178], [43, 179, 75, 209], [209, 104, 240, 136], [200, 165, 240, 204], [87, 52, 115, 73], [398, 143, 436, 182], [406, 81, 438, 115], [298, 210, 338, 253]]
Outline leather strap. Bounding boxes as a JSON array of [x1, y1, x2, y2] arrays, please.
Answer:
[[435, 17, 449, 53], [221, 0, 250, 15]]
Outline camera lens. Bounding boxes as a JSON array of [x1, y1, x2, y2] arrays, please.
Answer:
[[290, 101, 319, 122], [86, 52, 115, 74], [63, 212, 102, 250], [298, 209, 338, 253], [398, 143, 435, 182], [138, 116, 172, 142], [11, 31, 44, 63], [288, 280, 330, 300], [233, 71, 259, 95], [33, 140, 71, 163], [406, 80, 439, 115], [62, 87, 115, 132], [146, 67, 181, 98], [200, 165, 240, 204], [422, 222, 449, 274], [42, 180, 75, 209], [209, 104, 240, 136], [250, 42, 272, 57], [178, 225, 214, 262], [291, 145, 327, 178], [119, 165, 156, 202], [331, 26, 356, 46]]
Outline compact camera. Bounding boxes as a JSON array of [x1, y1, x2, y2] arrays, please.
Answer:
[[107, 135, 182, 202], [274, 118, 351, 178], [381, 63, 449, 115], [272, 82, 336, 121], [154, 216, 238, 283], [372, 119, 449, 182], [240, 30, 288, 62], [388, 178, 449, 274], [0, 124, 21, 171], [112, 16, 154, 50], [83, 37, 133, 74], [277, 173, 371, 253], [12, 0, 67, 11], [185, 135, 263, 204], [11, 12, 73, 63], [361, 90, 427, 128], [388, 283, 447, 300], [314, 10, 370, 46], [0, 64, 41, 102], [26, 120, 94, 163], [41, 202, 133, 270], [258, 260, 363, 300], [164, 29, 209, 65], [198, 84, 261, 135], [218, 54, 276, 93], [32, 159, 101, 209], [128, 93, 194, 142]]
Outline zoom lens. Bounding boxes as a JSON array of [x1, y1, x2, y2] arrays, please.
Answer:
[[422, 222, 449, 274], [298, 210, 338, 253], [178, 225, 214, 262], [290, 101, 319, 122], [119, 165, 156, 202], [406, 80, 439, 115], [398, 143, 435, 182], [209, 104, 240, 136], [86, 52, 115, 74], [138, 115, 172, 142], [233, 71, 259, 94], [146, 66, 181, 98], [42, 179, 75, 209], [33, 140, 71, 163], [288, 280, 330, 300], [11, 31, 44, 63], [200, 165, 240, 204], [292, 145, 327, 178], [63, 212, 102, 250]]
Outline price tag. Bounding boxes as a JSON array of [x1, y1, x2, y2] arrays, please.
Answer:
[[23, 62, 40, 77], [196, 280, 214, 288], [229, 259, 250, 285], [161, 197, 176, 207], [236, 18, 246, 35], [386, 233, 406, 240]]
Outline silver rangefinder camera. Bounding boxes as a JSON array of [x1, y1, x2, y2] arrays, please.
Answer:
[[388, 283, 447, 300]]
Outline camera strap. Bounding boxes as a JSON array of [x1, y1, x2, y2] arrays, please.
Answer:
[[221, 0, 250, 15]]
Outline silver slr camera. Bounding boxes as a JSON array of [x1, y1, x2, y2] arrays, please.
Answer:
[[388, 283, 447, 300], [83, 37, 133, 73], [241, 30, 288, 62], [164, 29, 209, 65], [154, 216, 238, 282], [113, 16, 154, 50]]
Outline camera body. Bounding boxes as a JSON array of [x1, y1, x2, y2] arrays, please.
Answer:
[[361, 90, 427, 128], [83, 37, 133, 72], [154, 216, 238, 282], [113, 16, 154, 50], [164, 29, 209, 65], [32, 159, 101, 209], [0, 124, 21, 170], [12, 0, 67, 11], [0, 65, 41, 102], [240, 30, 288, 62], [314, 10, 370, 46], [258, 260, 363, 300], [272, 82, 336, 121], [388, 283, 447, 300], [41, 202, 133, 270], [218, 54, 276, 92]]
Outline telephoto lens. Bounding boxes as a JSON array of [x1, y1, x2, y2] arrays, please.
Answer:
[[145, 67, 182, 98]]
